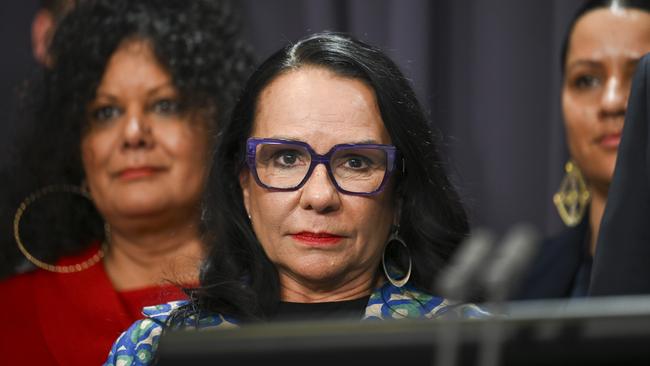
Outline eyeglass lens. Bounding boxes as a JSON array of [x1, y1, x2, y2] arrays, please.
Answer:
[[254, 143, 388, 193]]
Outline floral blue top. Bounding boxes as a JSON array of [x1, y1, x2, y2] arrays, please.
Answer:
[[104, 282, 488, 366]]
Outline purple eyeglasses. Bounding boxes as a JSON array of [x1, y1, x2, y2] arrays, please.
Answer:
[[246, 138, 398, 196]]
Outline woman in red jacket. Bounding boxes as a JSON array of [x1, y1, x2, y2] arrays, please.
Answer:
[[0, 0, 252, 364]]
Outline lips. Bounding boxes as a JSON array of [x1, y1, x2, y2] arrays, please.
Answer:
[[291, 231, 344, 245], [117, 166, 165, 180], [597, 133, 622, 149]]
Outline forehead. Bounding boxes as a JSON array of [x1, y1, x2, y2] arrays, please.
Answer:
[[251, 66, 391, 150], [567, 8, 650, 62], [98, 40, 171, 89]]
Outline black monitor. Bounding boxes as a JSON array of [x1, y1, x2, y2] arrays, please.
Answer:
[[157, 296, 650, 366]]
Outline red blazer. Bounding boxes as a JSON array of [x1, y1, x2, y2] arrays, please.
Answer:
[[0, 246, 188, 365]]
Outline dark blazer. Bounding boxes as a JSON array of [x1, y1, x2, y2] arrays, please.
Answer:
[[590, 53, 650, 296], [515, 216, 589, 300]]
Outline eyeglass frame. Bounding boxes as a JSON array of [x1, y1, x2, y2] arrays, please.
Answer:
[[245, 137, 398, 196]]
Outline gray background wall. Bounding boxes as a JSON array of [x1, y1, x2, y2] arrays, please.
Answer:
[[0, 0, 584, 238]]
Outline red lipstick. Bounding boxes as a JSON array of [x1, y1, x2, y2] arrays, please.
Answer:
[[598, 133, 621, 149], [292, 232, 344, 245], [118, 167, 162, 180]]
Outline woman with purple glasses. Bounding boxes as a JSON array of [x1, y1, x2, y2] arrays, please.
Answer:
[[105, 32, 485, 365]]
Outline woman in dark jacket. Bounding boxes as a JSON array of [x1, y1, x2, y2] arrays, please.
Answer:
[[518, 0, 650, 299]]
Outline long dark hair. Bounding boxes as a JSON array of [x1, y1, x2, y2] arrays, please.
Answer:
[[561, 0, 650, 75], [0, 0, 253, 278], [183, 32, 469, 321]]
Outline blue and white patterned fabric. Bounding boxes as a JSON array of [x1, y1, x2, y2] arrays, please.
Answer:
[[104, 282, 487, 366]]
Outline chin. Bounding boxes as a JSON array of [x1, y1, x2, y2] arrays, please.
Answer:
[[596, 161, 617, 187], [292, 263, 349, 285], [115, 206, 169, 220], [111, 195, 173, 215]]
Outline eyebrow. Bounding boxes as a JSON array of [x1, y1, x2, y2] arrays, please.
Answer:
[[566, 60, 603, 72], [146, 82, 177, 97], [567, 57, 643, 72], [268, 135, 381, 145], [93, 82, 177, 100]]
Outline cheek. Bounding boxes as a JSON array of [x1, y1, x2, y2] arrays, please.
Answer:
[[80, 134, 113, 206], [249, 187, 295, 222], [80, 136, 102, 181], [562, 94, 596, 156], [166, 125, 210, 172], [347, 195, 394, 246], [564, 119, 589, 155], [248, 189, 297, 254], [80, 126, 122, 170]]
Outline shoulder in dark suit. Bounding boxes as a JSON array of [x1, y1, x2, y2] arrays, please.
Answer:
[[515, 216, 589, 300]]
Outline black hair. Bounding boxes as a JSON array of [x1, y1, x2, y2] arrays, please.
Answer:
[[40, 0, 74, 20], [0, 0, 253, 278], [561, 0, 650, 75], [179, 32, 469, 321]]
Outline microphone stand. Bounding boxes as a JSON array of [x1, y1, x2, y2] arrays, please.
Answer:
[[477, 224, 539, 366], [434, 230, 495, 366]]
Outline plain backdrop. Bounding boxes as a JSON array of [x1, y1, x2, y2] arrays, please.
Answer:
[[0, 0, 584, 239]]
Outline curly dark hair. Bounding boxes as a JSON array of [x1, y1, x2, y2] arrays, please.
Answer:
[[170, 32, 469, 322], [40, 0, 74, 20], [0, 0, 253, 278], [40, 0, 71, 19]]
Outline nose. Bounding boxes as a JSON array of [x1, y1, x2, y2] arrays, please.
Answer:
[[599, 75, 627, 120], [122, 112, 154, 149], [298, 164, 341, 213]]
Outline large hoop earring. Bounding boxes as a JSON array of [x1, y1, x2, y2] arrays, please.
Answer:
[[553, 161, 591, 227], [382, 228, 412, 288], [13, 184, 106, 273]]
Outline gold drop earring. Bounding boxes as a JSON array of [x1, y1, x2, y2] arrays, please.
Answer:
[[553, 161, 591, 227]]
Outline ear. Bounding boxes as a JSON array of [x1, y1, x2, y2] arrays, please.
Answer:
[[32, 10, 54, 66], [239, 168, 252, 218]]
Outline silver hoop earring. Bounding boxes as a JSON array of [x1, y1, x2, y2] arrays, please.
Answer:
[[382, 229, 412, 288]]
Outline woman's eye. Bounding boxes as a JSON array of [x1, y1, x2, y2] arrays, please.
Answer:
[[91, 105, 121, 122], [344, 156, 371, 170], [152, 99, 180, 115], [573, 75, 601, 90], [273, 150, 303, 167]]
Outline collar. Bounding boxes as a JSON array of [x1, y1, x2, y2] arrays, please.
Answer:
[[140, 282, 486, 326]]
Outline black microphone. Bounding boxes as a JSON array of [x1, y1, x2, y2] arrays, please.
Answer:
[[434, 229, 496, 366], [477, 224, 539, 366]]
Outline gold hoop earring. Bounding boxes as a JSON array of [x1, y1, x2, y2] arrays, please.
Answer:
[[13, 184, 106, 273], [382, 228, 412, 288], [553, 161, 591, 227]]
